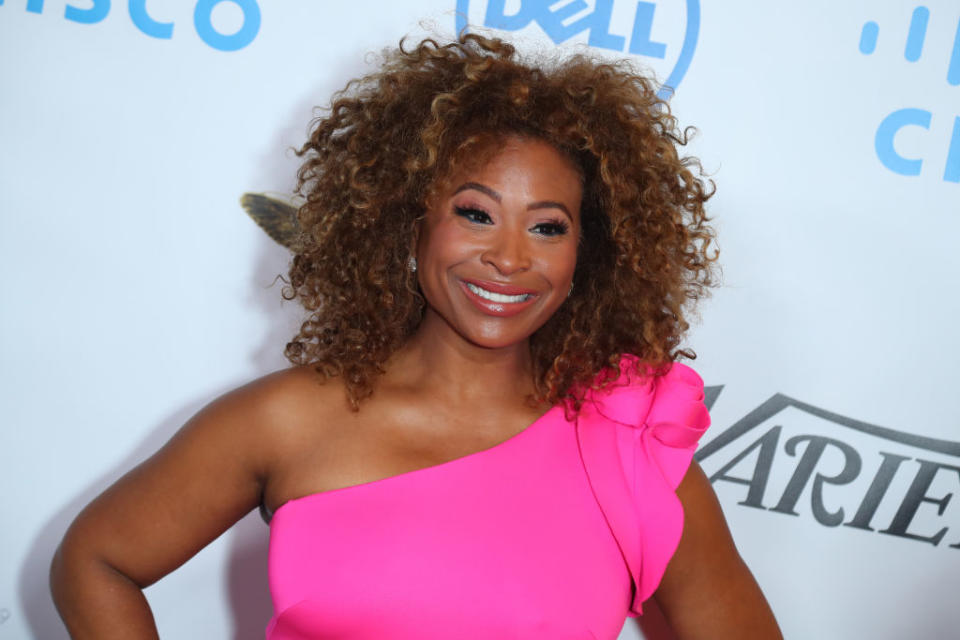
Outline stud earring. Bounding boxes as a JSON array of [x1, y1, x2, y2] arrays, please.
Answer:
[[407, 256, 417, 273]]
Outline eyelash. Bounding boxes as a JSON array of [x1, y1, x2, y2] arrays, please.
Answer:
[[454, 205, 491, 225], [453, 206, 570, 237]]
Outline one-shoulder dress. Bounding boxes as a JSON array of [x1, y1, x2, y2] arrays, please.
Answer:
[[265, 357, 711, 639]]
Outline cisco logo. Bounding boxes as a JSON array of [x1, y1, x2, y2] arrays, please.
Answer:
[[2, 0, 261, 52], [860, 6, 960, 183], [455, 0, 700, 99]]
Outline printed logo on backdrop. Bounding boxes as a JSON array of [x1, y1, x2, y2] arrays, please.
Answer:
[[859, 5, 960, 183], [2, 0, 260, 51], [454, 0, 700, 99], [698, 388, 960, 549]]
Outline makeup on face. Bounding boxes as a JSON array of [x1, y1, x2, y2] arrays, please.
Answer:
[[414, 137, 583, 349]]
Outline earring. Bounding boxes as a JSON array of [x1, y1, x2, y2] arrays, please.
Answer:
[[567, 281, 574, 298], [407, 256, 417, 273]]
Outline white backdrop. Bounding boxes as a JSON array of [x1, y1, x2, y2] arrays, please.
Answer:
[[2, 1, 958, 638]]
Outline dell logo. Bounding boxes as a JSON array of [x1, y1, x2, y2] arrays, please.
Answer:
[[455, 0, 700, 99]]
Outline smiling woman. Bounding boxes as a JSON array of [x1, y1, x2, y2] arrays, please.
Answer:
[[287, 35, 719, 413], [415, 138, 582, 348], [49, 34, 782, 640]]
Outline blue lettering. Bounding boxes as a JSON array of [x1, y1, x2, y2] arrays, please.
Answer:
[[483, 0, 536, 31], [536, 0, 590, 42], [529, 0, 624, 50], [949, 15, 960, 86], [629, 1, 665, 58], [875, 108, 931, 177], [129, 0, 173, 39], [193, 0, 260, 52], [859, 21, 879, 55], [945, 116, 960, 183], [585, 0, 623, 50], [27, 0, 43, 13], [903, 6, 929, 63], [65, 0, 109, 24]]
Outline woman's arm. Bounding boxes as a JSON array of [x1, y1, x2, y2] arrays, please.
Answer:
[[49, 372, 294, 639], [652, 461, 783, 639]]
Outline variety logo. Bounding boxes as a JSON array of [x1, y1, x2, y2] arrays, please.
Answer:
[[454, 0, 699, 99], [2, 0, 261, 52], [699, 387, 960, 549], [860, 5, 960, 183]]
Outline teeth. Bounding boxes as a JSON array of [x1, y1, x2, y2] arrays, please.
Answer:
[[466, 282, 532, 303]]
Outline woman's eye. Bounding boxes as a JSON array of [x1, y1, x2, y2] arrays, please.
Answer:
[[454, 206, 492, 224], [531, 221, 570, 237]]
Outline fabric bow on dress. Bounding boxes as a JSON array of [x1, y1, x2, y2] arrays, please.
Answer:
[[575, 355, 711, 616]]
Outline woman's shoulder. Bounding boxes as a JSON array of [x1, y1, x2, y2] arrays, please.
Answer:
[[577, 355, 712, 615], [181, 365, 348, 461], [233, 364, 340, 409], [223, 365, 347, 433], [183, 366, 351, 493]]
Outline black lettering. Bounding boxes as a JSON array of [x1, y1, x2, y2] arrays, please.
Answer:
[[708, 425, 780, 509], [770, 435, 861, 526], [696, 394, 793, 463], [880, 459, 960, 546], [844, 452, 910, 531], [703, 385, 723, 412]]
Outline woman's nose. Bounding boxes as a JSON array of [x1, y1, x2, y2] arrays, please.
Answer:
[[481, 230, 531, 275]]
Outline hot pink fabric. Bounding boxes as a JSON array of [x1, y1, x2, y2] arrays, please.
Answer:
[[266, 358, 710, 639]]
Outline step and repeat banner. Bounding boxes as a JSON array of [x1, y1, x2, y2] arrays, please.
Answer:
[[2, 1, 958, 638]]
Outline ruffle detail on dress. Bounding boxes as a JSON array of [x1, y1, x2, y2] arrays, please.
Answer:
[[574, 355, 710, 616]]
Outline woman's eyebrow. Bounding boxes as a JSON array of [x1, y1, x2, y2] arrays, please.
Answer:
[[453, 182, 501, 201], [527, 200, 572, 221]]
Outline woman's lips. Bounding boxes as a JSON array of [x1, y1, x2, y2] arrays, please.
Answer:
[[460, 277, 538, 296], [458, 279, 539, 317]]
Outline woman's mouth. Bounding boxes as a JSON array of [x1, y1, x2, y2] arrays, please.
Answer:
[[464, 282, 533, 303], [459, 279, 539, 317]]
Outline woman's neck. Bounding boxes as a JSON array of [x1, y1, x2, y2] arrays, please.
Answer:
[[385, 312, 536, 406]]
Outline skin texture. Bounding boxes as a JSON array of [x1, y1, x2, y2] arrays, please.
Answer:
[[50, 140, 782, 639], [415, 138, 582, 350], [658, 463, 783, 639]]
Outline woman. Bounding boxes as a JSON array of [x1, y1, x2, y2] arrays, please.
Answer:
[[50, 34, 782, 639]]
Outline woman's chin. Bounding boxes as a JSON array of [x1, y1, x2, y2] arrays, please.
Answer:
[[457, 326, 534, 351]]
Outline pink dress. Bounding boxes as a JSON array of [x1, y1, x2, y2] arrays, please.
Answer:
[[266, 357, 711, 639]]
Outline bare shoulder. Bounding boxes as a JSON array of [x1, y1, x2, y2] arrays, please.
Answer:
[[50, 365, 351, 592], [213, 364, 347, 450], [147, 364, 349, 489], [230, 364, 340, 421]]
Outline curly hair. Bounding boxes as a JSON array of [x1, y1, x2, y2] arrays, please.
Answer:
[[284, 33, 718, 410]]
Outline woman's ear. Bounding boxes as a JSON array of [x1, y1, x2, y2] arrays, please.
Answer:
[[407, 215, 424, 275], [411, 212, 425, 256]]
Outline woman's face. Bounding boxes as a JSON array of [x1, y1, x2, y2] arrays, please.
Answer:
[[415, 137, 582, 350]]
